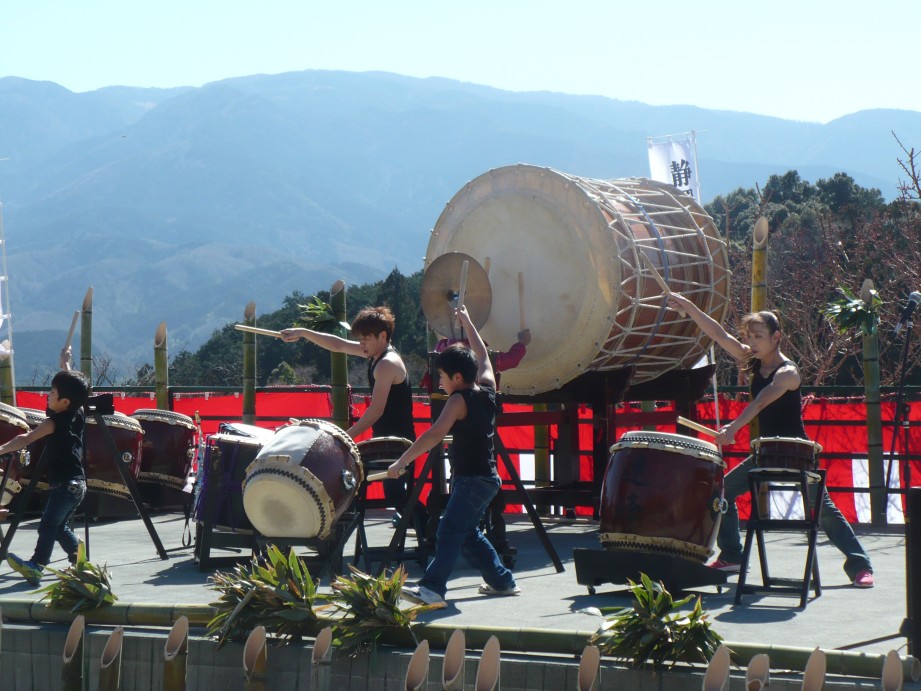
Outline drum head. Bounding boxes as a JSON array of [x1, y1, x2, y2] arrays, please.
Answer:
[[243, 471, 327, 538]]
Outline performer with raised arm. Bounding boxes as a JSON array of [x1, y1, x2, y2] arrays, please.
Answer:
[[388, 305, 519, 607], [667, 293, 874, 588]]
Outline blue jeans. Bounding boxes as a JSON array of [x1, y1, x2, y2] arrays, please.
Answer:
[[419, 475, 516, 598], [718, 456, 872, 579], [32, 479, 86, 566]]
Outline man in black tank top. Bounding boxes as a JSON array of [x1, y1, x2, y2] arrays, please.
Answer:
[[668, 294, 874, 588]]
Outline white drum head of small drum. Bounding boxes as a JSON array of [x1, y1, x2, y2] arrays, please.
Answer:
[[426, 165, 730, 394]]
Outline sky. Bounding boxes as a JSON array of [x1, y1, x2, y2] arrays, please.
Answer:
[[2, 0, 920, 124]]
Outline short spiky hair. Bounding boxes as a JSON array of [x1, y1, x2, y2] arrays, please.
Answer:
[[436, 343, 478, 384], [350, 306, 396, 340], [51, 370, 90, 411]]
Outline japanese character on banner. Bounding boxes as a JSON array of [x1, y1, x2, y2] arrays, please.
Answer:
[[647, 132, 701, 199]]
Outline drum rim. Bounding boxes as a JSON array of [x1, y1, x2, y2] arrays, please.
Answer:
[[87, 413, 144, 433], [132, 408, 196, 429], [611, 430, 721, 455], [750, 436, 823, 454], [209, 433, 265, 448]]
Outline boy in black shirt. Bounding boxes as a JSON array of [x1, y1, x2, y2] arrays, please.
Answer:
[[2, 359, 89, 585]]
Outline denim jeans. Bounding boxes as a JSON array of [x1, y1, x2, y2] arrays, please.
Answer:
[[33, 479, 86, 566], [718, 456, 872, 579], [419, 475, 516, 598]]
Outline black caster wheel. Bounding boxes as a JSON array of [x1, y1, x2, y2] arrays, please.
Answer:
[[587, 586, 596, 596]]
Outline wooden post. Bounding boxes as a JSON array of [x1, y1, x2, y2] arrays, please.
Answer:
[[330, 281, 350, 430], [97, 626, 124, 691], [61, 614, 85, 691], [154, 322, 169, 410], [163, 615, 189, 691], [80, 287, 93, 383], [242, 625, 268, 691], [242, 302, 256, 425]]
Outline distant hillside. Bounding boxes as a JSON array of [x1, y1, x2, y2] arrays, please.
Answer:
[[0, 70, 918, 383]]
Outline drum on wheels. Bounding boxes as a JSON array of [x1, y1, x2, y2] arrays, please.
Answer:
[[0, 403, 30, 505], [751, 437, 822, 473], [194, 433, 263, 533], [600, 431, 725, 563], [132, 408, 197, 508], [243, 419, 363, 539]]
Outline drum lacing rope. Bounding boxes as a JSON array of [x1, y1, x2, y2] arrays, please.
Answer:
[[615, 433, 720, 458]]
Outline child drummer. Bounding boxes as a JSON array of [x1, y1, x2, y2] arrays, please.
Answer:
[[666, 293, 874, 588]]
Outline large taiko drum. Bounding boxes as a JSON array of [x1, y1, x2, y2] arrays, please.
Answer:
[[600, 431, 726, 562], [84, 412, 144, 501], [0, 403, 29, 505], [194, 433, 264, 532], [242, 419, 363, 539], [132, 409, 197, 505], [425, 166, 730, 394]]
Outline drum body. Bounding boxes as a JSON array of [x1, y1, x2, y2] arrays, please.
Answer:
[[599, 431, 725, 562], [243, 419, 362, 539], [425, 166, 730, 394], [752, 437, 822, 472], [194, 433, 262, 532], [0, 403, 29, 505], [132, 409, 197, 506], [356, 437, 413, 472], [84, 413, 144, 501]]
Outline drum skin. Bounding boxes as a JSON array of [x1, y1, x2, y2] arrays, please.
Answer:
[[195, 433, 262, 532], [84, 413, 144, 500], [132, 409, 197, 496], [243, 419, 362, 539], [599, 431, 725, 562], [356, 437, 413, 471], [0, 403, 30, 505], [752, 436, 822, 472], [426, 166, 730, 394]]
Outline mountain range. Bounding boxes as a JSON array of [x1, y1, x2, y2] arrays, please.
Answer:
[[0, 69, 918, 384]]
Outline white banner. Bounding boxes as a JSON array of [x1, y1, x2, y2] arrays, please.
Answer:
[[647, 133, 700, 199]]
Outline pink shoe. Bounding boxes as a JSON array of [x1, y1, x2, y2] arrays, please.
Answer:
[[853, 570, 874, 588], [708, 558, 741, 573]]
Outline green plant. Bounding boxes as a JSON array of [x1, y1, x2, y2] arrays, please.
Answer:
[[296, 296, 345, 334], [824, 284, 881, 336], [329, 564, 438, 657], [36, 542, 118, 613], [590, 573, 723, 670], [207, 545, 330, 646]]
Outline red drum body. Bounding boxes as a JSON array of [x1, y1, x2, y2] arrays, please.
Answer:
[[84, 413, 144, 501], [356, 437, 413, 472], [243, 419, 363, 539], [194, 434, 262, 532], [752, 437, 822, 472], [132, 409, 197, 506], [0, 403, 30, 505], [600, 431, 725, 562]]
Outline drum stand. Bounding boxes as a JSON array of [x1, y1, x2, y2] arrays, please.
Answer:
[[0, 394, 168, 562]]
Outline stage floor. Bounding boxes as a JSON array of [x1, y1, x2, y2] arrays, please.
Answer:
[[0, 509, 910, 656]]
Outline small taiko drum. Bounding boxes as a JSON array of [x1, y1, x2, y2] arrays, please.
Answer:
[[242, 419, 363, 539], [0, 403, 30, 505], [84, 412, 144, 500], [600, 431, 725, 562], [132, 409, 197, 504], [356, 437, 413, 473], [751, 436, 823, 473], [194, 433, 263, 532]]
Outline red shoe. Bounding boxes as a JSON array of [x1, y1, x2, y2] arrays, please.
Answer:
[[708, 558, 741, 573], [853, 570, 874, 588]]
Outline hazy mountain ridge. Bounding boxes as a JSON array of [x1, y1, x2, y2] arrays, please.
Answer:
[[0, 69, 918, 383]]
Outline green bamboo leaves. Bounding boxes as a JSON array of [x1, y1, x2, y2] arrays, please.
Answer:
[[296, 296, 342, 334], [824, 285, 881, 337], [36, 544, 118, 613], [589, 573, 723, 670]]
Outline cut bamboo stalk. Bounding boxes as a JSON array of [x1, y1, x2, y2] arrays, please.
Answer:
[[442, 628, 466, 691], [154, 322, 169, 410], [61, 614, 85, 691], [475, 635, 501, 691], [745, 652, 769, 691], [80, 286, 93, 382], [330, 280, 350, 431], [702, 643, 730, 691], [242, 302, 257, 425], [311, 626, 333, 691], [405, 639, 429, 691], [243, 625, 268, 691], [801, 648, 826, 691], [577, 644, 600, 691], [163, 615, 189, 691], [98, 626, 124, 691], [883, 649, 904, 691]]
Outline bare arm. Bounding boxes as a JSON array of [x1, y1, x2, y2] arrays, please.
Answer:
[[278, 327, 365, 357], [457, 306, 495, 389], [0, 418, 54, 456], [667, 293, 749, 361], [716, 364, 801, 445], [387, 394, 465, 478], [347, 354, 406, 438]]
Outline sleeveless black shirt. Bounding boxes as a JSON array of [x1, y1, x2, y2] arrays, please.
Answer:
[[448, 384, 499, 478], [750, 359, 807, 439], [367, 346, 416, 441], [43, 407, 86, 484]]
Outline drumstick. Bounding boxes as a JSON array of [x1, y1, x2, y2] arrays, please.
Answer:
[[518, 271, 526, 331], [367, 470, 402, 482], [676, 415, 719, 437], [455, 259, 469, 331], [233, 324, 284, 339], [64, 310, 80, 350], [641, 253, 686, 317]]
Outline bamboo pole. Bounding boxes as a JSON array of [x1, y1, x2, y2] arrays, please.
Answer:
[[404, 639, 429, 691], [154, 322, 169, 410], [242, 302, 256, 425], [802, 648, 826, 691], [310, 626, 333, 691], [0, 338, 13, 405], [162, 615, 189, 691], [577, 644, 600, 691], [746, 653, 770, 691], [61, 614, 85, 691], [703, 644, 730, 691], [330, 281, 349, 431], [98, 625, 124, 691], [80, 287, 93, 382], [860, 279, 886, 526], [442, 629, 466, 691], [242, 625, 268, 691], [475, 635, 501, 691], [751, 217, 769, 312], [883, 649, 904, 691]]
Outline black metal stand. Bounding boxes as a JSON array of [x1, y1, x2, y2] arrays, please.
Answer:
[[573, 547, 727, 594]]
